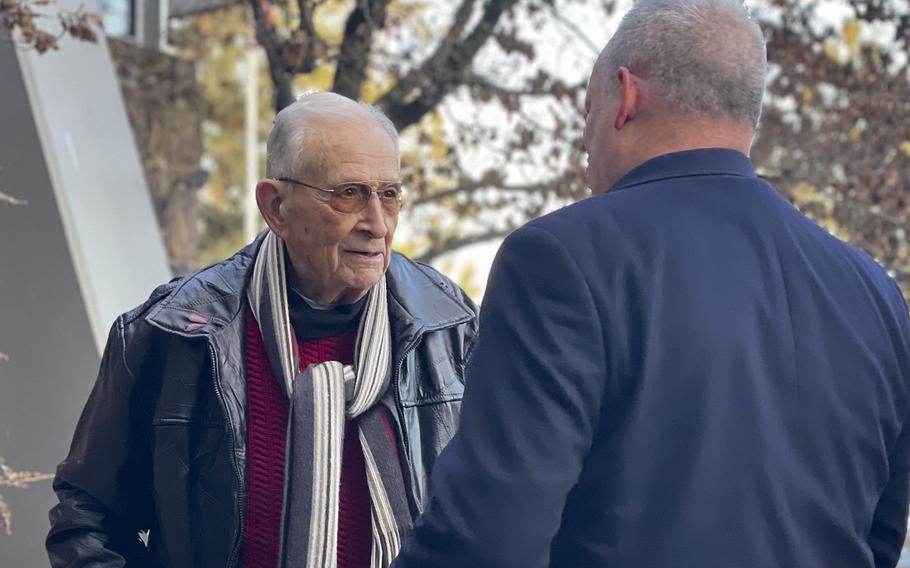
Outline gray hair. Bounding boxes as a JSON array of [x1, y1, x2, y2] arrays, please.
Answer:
[[357, 101, 399, 150], [597, 0, 767, 128], [265, 93, 399, 179]]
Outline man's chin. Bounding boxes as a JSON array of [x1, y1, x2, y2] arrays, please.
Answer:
[[339, 272, 384, 299]]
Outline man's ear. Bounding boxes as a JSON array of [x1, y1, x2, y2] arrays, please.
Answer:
[[256, 179, 287, 238], [614, 66, 640, 130]]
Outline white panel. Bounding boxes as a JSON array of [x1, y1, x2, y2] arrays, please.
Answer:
[[15, 0, 171, 353]]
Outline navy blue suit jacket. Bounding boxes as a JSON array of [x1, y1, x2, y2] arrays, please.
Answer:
[[393, 149, 910, 568]]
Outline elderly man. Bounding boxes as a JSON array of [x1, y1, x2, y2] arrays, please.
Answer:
[[46, 92, 477, 568], [394, 1, 910, 567]]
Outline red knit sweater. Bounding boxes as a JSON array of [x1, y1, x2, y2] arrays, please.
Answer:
[[242, 313, 372, 568]]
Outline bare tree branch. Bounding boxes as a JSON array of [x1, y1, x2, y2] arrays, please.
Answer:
[[541, 0, 600, 55], [0, 1, 99, 53], [376, 0, 476, 107], [296, 0, 319, 38], [0, 460, 53, 489], [0, 458, 54, 536], [248, 0, 328, 109], [464, 71, 530, 104], [333, 0, 391, 99], [415, 227, 515, 264], [0, 493, 9, 536], [465, 70, 586, 103], [248, 0, 295, 109], [378, 0, 520, 129], [412, 179, 554, 206], [0, 190, 26, 206]]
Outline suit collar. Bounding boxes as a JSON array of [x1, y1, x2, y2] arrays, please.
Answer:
[[608, 148, 756, 194]]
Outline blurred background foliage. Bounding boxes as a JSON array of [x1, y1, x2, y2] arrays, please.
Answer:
[[146, 0, 910, 299]]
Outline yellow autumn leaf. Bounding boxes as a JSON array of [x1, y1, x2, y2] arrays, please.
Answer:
[[269, 5, 294, 30], [820, 217, 849, 241], [393, 237, 425, 259], [313, 0, 351, 45], [388, 0, 428, 19], [294, 63, 335, 92], [900, 141, 910, 157], [823, 37, 843, 64], [361, 75, 396, 104], [802, 86, 813, 105], [454, 260, 483, 300], [843, 18, 863, 56], [426, 112, 448, 161], [793, 182, 819, 204]]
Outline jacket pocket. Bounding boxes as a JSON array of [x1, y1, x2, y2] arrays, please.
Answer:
[[398, 334, 466, 407]]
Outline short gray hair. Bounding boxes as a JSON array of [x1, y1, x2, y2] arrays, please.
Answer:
[[357, 101, 399, 150], [265, 93, 399, 179], [598, 0, 767, 128]]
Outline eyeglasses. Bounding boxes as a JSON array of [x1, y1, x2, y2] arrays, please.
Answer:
[[276, 177, 404, 214]]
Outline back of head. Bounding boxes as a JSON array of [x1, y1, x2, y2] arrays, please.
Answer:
[[598, 0, 767, 128]]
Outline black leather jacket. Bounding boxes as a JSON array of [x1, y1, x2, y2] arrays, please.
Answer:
[[46, 239, 478, 567]]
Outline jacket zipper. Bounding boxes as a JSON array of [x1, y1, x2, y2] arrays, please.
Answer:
[[209, 342, 245, 568], [391, 337, 421, 461]]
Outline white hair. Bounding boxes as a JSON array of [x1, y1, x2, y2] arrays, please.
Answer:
[[357, 101, 399, 150], [265, 92, 399, 179], [598, 0, 767, 128]]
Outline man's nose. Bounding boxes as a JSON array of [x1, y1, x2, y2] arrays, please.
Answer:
[[355, 192, 389, 238]]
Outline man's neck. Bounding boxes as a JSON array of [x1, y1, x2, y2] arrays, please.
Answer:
[[604, 114, 753, 191], [645, 113, 753, 158], [288, 287, 367, 340]]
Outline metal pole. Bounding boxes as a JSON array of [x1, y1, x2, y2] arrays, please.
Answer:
[[244, 44, 260, 243]]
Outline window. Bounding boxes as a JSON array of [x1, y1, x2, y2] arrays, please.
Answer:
[[99, 0, 134, 38]]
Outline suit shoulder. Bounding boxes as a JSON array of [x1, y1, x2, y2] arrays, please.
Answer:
[[518, 196, 621, 250], [840, 240, 906, 305]]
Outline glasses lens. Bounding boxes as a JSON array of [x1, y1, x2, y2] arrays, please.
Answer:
[[328, 182, 403, 214], [379, 184, 403, 212], [330, 183, 372, 213]]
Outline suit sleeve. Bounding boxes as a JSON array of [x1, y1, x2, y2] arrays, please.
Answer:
[[393, 225, 607, 568], [46, 317, 153, 567], [869, 422, 910, 567], [869, 280, 910, 568]]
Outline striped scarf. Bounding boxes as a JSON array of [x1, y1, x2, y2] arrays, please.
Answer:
[[247, 231, 410, 568]]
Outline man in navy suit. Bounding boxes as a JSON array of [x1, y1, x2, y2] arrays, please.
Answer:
[[392, 1, 910, 567]]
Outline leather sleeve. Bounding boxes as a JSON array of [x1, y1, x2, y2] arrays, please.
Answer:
[[46, 316, 154, 567]]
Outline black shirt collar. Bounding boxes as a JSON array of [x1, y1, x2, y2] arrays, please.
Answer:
[[287, 289, 366, 340]]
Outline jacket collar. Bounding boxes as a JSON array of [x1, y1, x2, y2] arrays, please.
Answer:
[[385, 252, 475, 350], [145, 233, 474, 340], [608, 148, 756, 194]]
